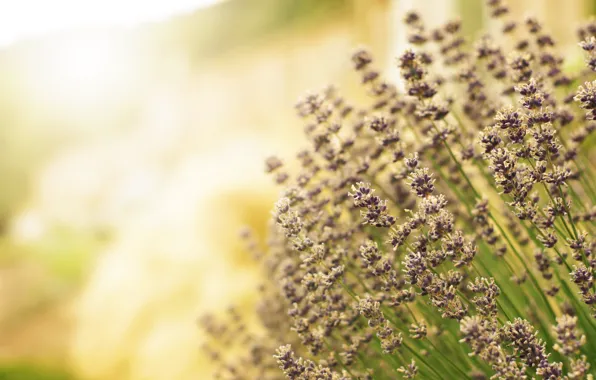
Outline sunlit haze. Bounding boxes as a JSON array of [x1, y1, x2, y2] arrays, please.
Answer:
[[0, 0, 221, 47], [2, 0, 222, 114]]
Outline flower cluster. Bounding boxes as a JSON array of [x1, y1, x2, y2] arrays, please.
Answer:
[[201, 2, 596, 379]]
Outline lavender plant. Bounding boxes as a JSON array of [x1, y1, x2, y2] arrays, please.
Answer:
[[200, 2, 596, 379]]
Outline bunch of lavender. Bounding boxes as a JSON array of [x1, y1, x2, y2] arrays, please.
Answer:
[[200, 2, 596, 379]]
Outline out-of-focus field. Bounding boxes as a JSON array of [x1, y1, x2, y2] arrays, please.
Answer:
[[0, 0, 590, 379]]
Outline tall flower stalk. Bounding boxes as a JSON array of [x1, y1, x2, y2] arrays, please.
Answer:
[[200, 2, 596, 379]]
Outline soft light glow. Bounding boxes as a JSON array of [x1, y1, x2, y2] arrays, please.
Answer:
[[0, 0, 222, 47], [11, 209, 45, 242], [8, 0, 224, 116], [19, 33, 139, 114]]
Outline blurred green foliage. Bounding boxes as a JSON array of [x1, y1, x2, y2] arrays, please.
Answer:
[[0, 363, 74, 380], [153, 0, 348, 62], [457, 0, 484, 38]]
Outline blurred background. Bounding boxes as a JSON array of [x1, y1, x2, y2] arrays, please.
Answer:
[[0, 0, 593, 379]]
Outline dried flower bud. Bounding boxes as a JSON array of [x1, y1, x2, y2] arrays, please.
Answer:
[[352, 49, 373, 71], [407, 168, 435, 197], [553, 314, 586, 355], [409, 321, 427, 339]]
